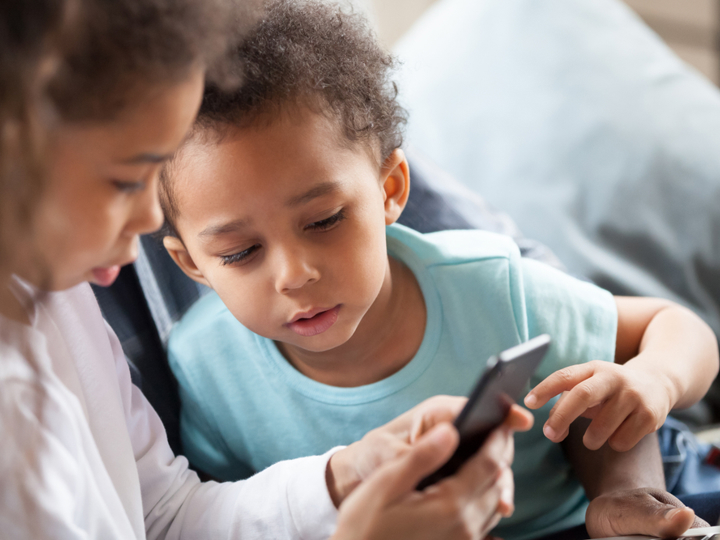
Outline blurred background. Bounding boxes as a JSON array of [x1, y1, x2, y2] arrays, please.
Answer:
[[341, 0, 720, 427], [355, 0, 720, 85]]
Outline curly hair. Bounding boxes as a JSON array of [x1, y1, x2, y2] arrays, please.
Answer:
[[161, 0, 407, 234]]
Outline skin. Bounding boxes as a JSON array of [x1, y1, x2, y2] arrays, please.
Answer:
[[333, 402, 533, 540], [14, 71, 207, 293], [165, 109, 426, 387], [563, 419, 708, 537], [0, 74, 532, 538], [164, 104, 716, 536], [525, 297, 719, 452]]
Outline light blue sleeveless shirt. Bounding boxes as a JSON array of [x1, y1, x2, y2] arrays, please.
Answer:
[[168, 224, 617, 540]]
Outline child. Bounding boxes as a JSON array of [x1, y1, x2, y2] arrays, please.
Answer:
[[1, 0, 528, 538], [160, 1, 719, 538]]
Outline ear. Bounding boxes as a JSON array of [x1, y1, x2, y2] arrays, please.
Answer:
[[163, 236, 212, 288], [380, 148, 410, 226]]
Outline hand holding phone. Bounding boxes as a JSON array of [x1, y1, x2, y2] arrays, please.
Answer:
[[416, 334, 551, 490]]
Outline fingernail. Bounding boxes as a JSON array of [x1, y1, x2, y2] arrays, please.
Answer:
[[544, 425, 557, 440], [664, 508, 682, 520], [524, 394, 537, 407]]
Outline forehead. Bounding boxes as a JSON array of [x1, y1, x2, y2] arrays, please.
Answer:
[[56, 71, 205, 165], [170, 108, 380, 231]]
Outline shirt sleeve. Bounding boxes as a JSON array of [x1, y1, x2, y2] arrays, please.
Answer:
[[518, 258, 618, 384], [0, 344, 137, 540], [106, 320, 340, 540]]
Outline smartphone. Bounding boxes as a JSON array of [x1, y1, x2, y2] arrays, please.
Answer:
[[416, 334, 551, 490]]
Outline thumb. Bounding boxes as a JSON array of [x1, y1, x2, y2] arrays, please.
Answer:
[[348, 423, 459, 510], [655, 507, 698, 538], [590, 490, 698, 539]]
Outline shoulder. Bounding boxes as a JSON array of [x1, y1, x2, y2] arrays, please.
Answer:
[[168, 291, 256, 371], [172, 290, 232, 335], [387, 223, 521, 268]]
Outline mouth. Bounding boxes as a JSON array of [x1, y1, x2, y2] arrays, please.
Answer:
[[90, 265, 122, 287], [89, 256, 136, 288], [286, 305, 341, 337]]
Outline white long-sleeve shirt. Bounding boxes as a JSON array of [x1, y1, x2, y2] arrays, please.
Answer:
[[0, 280, 338, 539]]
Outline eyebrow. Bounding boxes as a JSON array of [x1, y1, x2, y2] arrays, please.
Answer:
[[121, 152, 175, 165], [286, 181, 340, 207], [199, 218, 250, 238]]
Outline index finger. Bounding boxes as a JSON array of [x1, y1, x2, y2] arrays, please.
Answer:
[[441, 425, 513, 497], [409, 395, 468, 443], [524, 363, 597, 409]]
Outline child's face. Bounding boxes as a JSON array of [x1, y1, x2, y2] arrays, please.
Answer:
[[165, 108, 409, 354], [25, 69, 204, 291]]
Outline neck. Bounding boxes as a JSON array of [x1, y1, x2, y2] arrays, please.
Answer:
[[0, 271, 31, 325], [277, 256, 426, 387]]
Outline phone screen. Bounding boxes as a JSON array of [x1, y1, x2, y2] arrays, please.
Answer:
[[416, 334, 551, 490]]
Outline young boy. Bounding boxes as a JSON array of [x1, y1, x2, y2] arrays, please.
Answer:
[[159, 1, 718, 538]]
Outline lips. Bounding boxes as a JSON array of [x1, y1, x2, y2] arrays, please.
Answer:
[[287, 305, 341, 337], [91, 265, 122, 287]]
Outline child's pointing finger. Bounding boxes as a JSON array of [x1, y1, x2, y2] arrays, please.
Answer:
[[524, 361, 602, 409]]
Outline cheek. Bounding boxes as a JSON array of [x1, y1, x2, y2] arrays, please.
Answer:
[[210, 272, 277, 334], [334, 215, 388, 298]]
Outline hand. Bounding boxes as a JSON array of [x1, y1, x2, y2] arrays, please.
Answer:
[[327, 395, 467, 505], [524, 361, 672, 451], [586, 488, 708, 538], [332, 407, 534, 540]]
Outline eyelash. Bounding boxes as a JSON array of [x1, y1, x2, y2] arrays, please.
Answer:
[[305, 209, 346, 231], [112, 180, 146, 194], [219, 210, 346, 266], [221, 244, 260, 266]]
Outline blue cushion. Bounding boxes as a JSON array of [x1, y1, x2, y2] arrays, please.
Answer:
[[395, 0, 720, 339]]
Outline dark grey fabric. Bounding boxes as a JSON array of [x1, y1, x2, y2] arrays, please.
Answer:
[[94, 151, 564, 456]]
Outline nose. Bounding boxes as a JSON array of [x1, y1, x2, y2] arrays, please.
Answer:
[[274, 243, 320, 294], [128, 179, 165, 236]]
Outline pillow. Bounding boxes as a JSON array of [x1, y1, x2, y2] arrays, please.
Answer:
[[394, 0, 720, 343]]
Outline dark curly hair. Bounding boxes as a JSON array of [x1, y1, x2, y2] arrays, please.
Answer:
[[160, 0, 407, 234]]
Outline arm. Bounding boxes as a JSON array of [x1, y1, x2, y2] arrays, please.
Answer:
[[108, 319, 338, 540], [526, 296, 719, 451], [615, 296, 718, 409], [563, 418, 707, 538]]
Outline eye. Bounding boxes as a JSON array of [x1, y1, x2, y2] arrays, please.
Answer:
[[220, 244, 261, 266], [112, 179, 146, 194], [305, 209, 346, 232]]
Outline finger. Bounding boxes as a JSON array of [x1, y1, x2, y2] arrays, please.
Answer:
[[581, 395, 634, 450], [495, 466, 515, 517], [444, 426, 510, 498], [606, 408, 662, 452], [651, 506, 697, 538], [590, 490, 697, 539], [525, 364, 597, 409], [409, 396, 468, 443], [356, 423, 459, 509], [637, 490, 709, 532], [543, 373, 616, 442], [452, 481, 504, 540], [503, 405, 534, 433]]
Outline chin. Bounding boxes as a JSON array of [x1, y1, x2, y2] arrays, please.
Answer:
[[304, 329, 356, 352]]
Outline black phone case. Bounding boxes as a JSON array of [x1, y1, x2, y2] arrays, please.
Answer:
[[416, 335, 550, 490]]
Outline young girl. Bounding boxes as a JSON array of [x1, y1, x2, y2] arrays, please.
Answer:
[[159, 1, 718, 539], [0, 0, 533, 538]]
